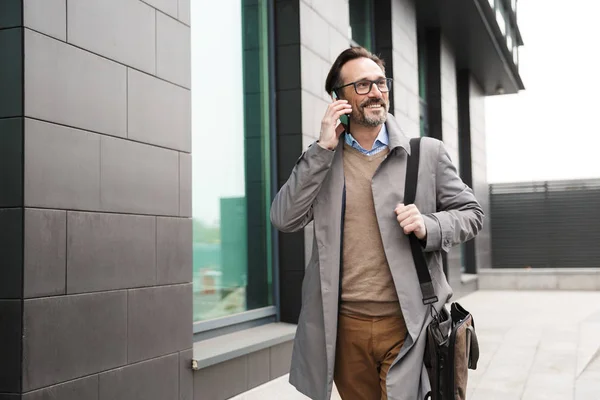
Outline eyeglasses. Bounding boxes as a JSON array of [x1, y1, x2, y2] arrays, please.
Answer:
[[334, 78, 393, 95]]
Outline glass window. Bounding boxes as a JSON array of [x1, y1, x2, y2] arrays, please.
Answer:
[[349, 0, 374, 51], [496, 9, 506, 36], [191, 0, 273, 324]]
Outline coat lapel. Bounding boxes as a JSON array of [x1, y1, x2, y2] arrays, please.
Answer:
[[313, 138, 345, 384]]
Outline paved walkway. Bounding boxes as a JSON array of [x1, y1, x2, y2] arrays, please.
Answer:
[[232, 291, 600, 400]]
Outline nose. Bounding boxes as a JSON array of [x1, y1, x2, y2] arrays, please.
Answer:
[[367, 83, 383, 98]]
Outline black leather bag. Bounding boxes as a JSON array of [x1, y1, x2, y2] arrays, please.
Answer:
[[404, 138, 480, 400]]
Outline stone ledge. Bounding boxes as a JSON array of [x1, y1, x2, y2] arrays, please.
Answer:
[[479, 268, 600, 291], [192, 323, 296, 370]]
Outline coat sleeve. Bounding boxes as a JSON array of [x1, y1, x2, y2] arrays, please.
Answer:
[[421, 140, 484, 252], [270, 142, 336, 233]]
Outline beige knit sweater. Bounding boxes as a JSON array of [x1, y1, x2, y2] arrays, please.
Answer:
[[339, 143, 403, 317]]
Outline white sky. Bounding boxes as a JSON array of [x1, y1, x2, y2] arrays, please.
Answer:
[[485, 0, 600, 183], [191, 1, 245, 224]]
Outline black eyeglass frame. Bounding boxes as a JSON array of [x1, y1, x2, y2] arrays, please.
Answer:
[[333, 77, 393, 95]]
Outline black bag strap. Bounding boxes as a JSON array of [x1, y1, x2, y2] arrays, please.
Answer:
[[404, 138, 438, 305]]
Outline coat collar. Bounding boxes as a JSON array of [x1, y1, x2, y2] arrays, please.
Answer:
[[384, 113, 411, 155]]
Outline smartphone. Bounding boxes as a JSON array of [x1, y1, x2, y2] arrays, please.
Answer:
[[332, 91, 350, 126]]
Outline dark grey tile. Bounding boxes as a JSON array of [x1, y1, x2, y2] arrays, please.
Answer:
[[193, 357, 247, 400], [127, 69, 191, 152], [143, 0, 178, 18], [24, 119, 100, 210], [157, 217, 192, 285], [67, 0, 155, 73], [0, 300, 22, 393], [128, 284, 192, 363], [100, 136, 179, 216], [22, 291, 127, 391], [23, 208, 66, 298], [247, 349, 270, 390], [269, 341, 293, 379], [23, 0, 66, 41], [22, 375, 98, 400], [24, 29, 126, 137], [276, 45, 301, 90], [0, 28, 23, 118], [0, 118, 23, 207], [0, 395, 21, 400], [156, 11, 190, 88], [179, 153, 191, 217], [0, 0, 22, 29], [66, 211, 156, 293], [179, 349, 193, 400], [178, 0, 190, 25], [0, 208, 23, 299], [275, 1, 300, 46], [99, 354, 178, 400], [275, 90, 301, 135]]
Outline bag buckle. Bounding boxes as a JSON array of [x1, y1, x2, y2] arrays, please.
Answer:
[[422, 295, 438, 306]]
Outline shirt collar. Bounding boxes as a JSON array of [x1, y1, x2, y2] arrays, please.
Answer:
[[345, 124, 389, 149]]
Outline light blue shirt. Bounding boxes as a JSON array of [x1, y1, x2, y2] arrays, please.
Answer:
[[344, 124, 389, 156]]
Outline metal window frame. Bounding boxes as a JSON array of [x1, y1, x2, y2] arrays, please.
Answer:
[[191, 0, 280, 340]]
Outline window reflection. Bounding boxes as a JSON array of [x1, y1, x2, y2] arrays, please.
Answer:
[[191, 0, 273, 323]]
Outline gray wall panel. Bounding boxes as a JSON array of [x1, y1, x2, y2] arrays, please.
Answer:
[[22, 375, 98, 400], [66, 211, 156, 293], [179, 349, 194, 400], [24, 29, 127, 137], [178, 0, 190, 25], [98, 354, 179, 400], [23, 208, 67, 298], [193, 357, 247, 400], [22, 291, 127, 391], [127, 284, 192, 363], [67, 0, 155, 73], [100, 136, 179, 216], [24, 119, 101, 210], [157, 217, 192, 285], [156, 11, 191, 88], [179, 153, 192, 217], [127, 69, 191, 152], [23, 0, 66, 41], [143, 0, 178, 18]]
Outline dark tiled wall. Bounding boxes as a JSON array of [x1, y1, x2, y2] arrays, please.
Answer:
[[0, 1, 24, 396], [0, 0, 193, 399], [192, 341, 293, 400]]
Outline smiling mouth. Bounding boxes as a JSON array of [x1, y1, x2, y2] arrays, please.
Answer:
[[365, 104, 383, 110]]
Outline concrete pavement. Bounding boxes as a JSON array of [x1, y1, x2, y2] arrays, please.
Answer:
[[231, 290, 600, 400]]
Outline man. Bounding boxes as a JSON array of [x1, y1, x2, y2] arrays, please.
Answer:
[[270, 47, 483, 400]]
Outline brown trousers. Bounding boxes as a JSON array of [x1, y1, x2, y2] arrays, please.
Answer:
[[334, 313, 408, 400]]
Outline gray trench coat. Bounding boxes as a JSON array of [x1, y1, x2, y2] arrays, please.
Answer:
[[270, 113, 484, 400]]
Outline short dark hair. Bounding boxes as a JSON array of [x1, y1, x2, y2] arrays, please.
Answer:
[[325, 46, 386, 96]]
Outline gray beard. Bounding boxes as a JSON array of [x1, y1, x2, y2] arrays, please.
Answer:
[[352, 105, 388, 127]]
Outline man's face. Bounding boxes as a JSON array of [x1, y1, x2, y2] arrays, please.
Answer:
[[338, 58, 390, 127]]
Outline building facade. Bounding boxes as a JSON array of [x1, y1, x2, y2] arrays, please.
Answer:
[[0, 0, 523, 399]]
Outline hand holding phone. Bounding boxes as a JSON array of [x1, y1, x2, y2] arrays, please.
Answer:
[[318, 94, 352, 150]]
